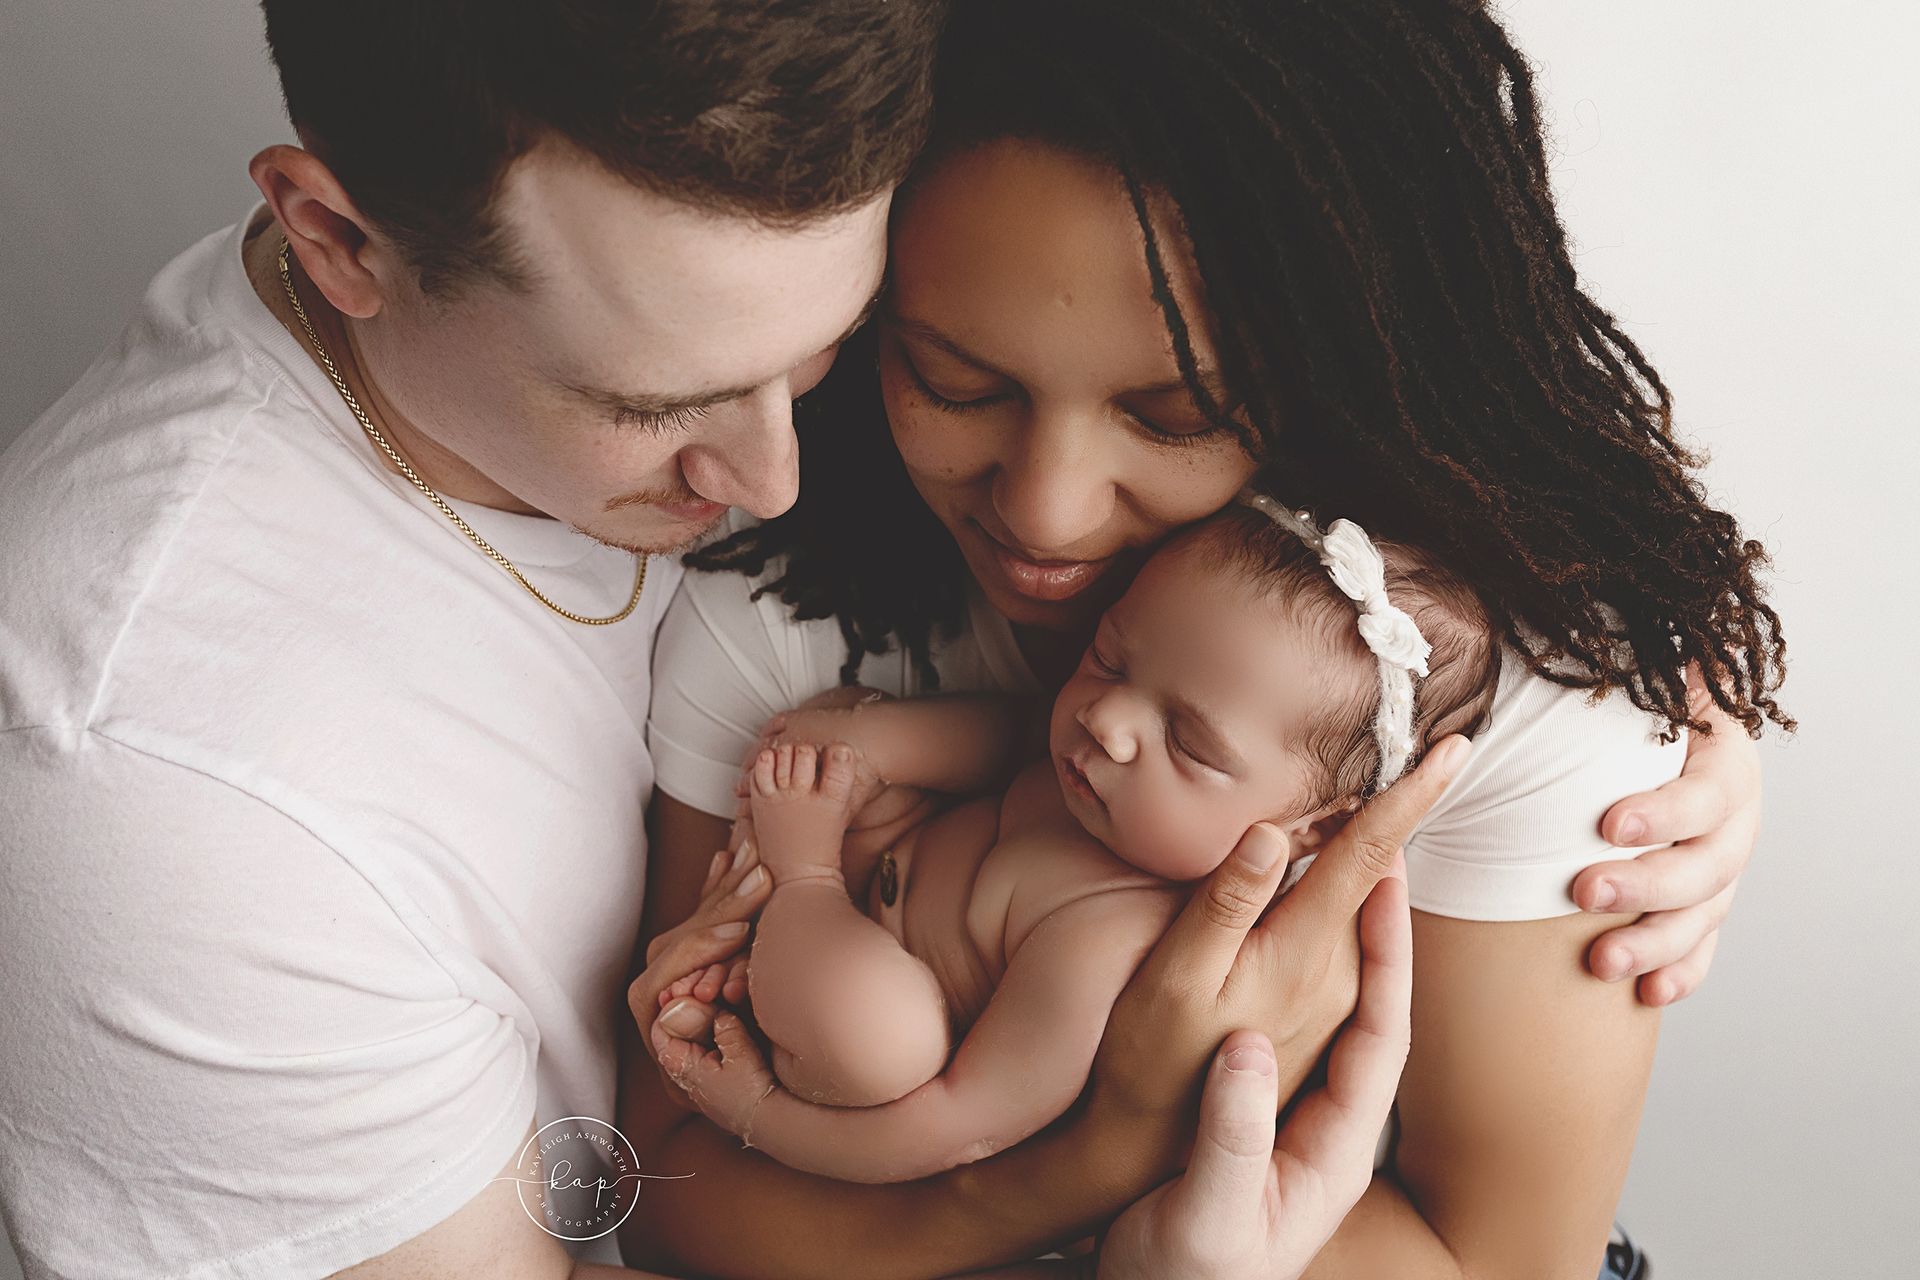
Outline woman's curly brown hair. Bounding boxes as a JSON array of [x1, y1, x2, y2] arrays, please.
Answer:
[[693, 0, 1792, 740]]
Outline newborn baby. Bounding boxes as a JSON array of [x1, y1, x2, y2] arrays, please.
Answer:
[[657, 498, 1501, 1183]]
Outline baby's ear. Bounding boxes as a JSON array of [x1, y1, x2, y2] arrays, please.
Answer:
[[1278, 799, 1359, 859]]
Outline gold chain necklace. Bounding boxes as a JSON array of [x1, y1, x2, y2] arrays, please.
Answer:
[[276, 239, 646, 626]]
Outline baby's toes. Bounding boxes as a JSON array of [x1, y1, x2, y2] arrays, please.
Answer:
[[751, 747, 778, 798], [773, 742, 795, 790], [818, 744, 860, 805], [790, 743, 818, 792]]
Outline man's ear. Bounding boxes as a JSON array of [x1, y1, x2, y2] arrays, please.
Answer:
[[247, 139, 393, 320]]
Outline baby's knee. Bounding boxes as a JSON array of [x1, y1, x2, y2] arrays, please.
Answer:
[[785, 966, 950, 1106]]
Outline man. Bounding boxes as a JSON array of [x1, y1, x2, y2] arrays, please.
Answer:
[[0, 4, 930, 1274]]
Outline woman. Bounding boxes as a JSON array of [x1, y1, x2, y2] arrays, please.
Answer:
[[624, 1, 1786, 1276]]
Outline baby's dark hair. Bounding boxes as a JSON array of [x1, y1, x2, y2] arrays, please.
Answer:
[[1186, 506, 1501, 811]]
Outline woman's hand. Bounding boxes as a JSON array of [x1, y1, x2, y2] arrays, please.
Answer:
[[1574, 664, 1763, 1006], [1086, 736, 1469, 1161], [1095, 868, 1414, 1280], [627, 839, 772, 1111]]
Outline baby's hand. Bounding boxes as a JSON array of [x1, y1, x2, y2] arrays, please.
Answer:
[[653, 1008, 785, 1147]]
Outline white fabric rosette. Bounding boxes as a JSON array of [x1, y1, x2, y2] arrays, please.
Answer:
[[1238, 496, 1434, 791]]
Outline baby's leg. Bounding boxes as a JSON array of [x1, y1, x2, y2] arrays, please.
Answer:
[[747, 743, 952, 1108]]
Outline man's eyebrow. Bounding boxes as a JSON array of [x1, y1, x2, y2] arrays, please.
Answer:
[[561, 280, 889, 417], [887, 309, 1231, 401]]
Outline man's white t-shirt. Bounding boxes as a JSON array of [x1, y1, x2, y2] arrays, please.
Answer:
[[650, 514, 1688, 921], [0, 205, 678, 1279]]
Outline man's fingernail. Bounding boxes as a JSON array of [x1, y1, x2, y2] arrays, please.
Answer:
[[1432, 736, 1471, 776], [733, 866, 768, 897], [1614, 816, 1647, 846], [1241, 823, 1286, 872], [707, 850, 728, 881], [659, 1000, 705, 1036], [1599, 950, 1632, 982], [1587, 880, 1618, 912], [1222, 1043, 1276, 1076]]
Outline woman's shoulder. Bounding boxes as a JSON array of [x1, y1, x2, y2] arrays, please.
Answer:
[[1405, 647, 1687, 921]]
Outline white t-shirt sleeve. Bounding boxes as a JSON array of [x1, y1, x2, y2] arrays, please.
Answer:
[[0, 730, 537, 1280], [1404, 657, 1690, 921], [649, 564, 843, 818]]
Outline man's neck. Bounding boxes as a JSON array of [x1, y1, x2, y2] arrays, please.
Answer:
[[240, 217, 544, 516]]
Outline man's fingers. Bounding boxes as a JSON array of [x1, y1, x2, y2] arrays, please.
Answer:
[[1275, 736, 1468, 952], [1143, 822, 1296, 994], [1571, 828, 1745, 915], [1638, 928, 1720, 1007], [1169, 1030, 1282, 1235], [1271, 870, 1411, 1195], [1586, 881, 1737, 983]]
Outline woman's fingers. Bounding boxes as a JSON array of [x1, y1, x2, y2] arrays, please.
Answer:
[[1570, 821, 1750, 916], [1638, 927, 1721, 1007], [1600, 694, 1759, 850], [1586, 879, 1738, 983], [1270, 737, 1469, 961], [1169, 1030, 1282, 1236]]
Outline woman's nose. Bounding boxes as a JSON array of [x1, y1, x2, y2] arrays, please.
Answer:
[[1077, 692, 1139, 765], [991, 406, 1115, 556]]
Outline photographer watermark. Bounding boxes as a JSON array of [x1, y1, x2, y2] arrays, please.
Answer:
[[492, 1116, 689, 1241]]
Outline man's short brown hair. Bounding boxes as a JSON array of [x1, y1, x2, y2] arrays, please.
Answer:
[[259, 1, 946, 294]]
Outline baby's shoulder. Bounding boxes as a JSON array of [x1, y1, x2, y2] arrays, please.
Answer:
[[979, 763, 1182, 962]]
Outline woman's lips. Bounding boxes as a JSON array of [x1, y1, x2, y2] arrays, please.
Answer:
[[973, 522, 1112, 603]]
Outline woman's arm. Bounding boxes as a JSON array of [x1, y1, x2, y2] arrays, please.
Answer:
[[1300, 907, 1658, 1280]]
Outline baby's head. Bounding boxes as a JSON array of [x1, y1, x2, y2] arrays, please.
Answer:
[[1047, 505, 1500, 881]]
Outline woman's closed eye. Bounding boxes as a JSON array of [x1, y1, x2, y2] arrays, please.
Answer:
[[899, 349, 1011, 412]]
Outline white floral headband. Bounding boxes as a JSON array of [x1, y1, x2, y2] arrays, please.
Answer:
[[1239, 491, 1433, 792]]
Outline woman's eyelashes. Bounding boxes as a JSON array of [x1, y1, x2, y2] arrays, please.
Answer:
[[900, 349, 1230, 449], [610, 403, 711, 434]]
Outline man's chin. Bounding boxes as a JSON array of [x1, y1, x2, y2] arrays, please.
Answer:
[[575, 510, 729, 556]]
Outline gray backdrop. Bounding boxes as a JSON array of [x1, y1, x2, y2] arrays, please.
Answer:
[[4, 1, 1915, 1276]]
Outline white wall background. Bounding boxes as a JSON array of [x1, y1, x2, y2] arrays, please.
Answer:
[[2, 1, 1914, 1276]]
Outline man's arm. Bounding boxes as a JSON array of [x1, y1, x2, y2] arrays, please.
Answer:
[[1301, 908, 1660, 1280]]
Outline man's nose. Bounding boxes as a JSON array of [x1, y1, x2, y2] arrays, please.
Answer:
[[1077, 691, 1139, 765], [680, 389, 801, 519]]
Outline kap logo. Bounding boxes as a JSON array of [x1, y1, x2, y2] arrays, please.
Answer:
[[495, 1116, 688, 1242]]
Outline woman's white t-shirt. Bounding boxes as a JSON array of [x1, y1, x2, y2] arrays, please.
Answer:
[[650, 518, 1687, 922]]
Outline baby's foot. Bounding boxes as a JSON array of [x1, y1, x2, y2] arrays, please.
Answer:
[[748, 742, 860, 885]]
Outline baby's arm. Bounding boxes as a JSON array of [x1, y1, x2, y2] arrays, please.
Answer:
[[763, 690, 1041, 799], [662, 884, 1181, 1184]]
